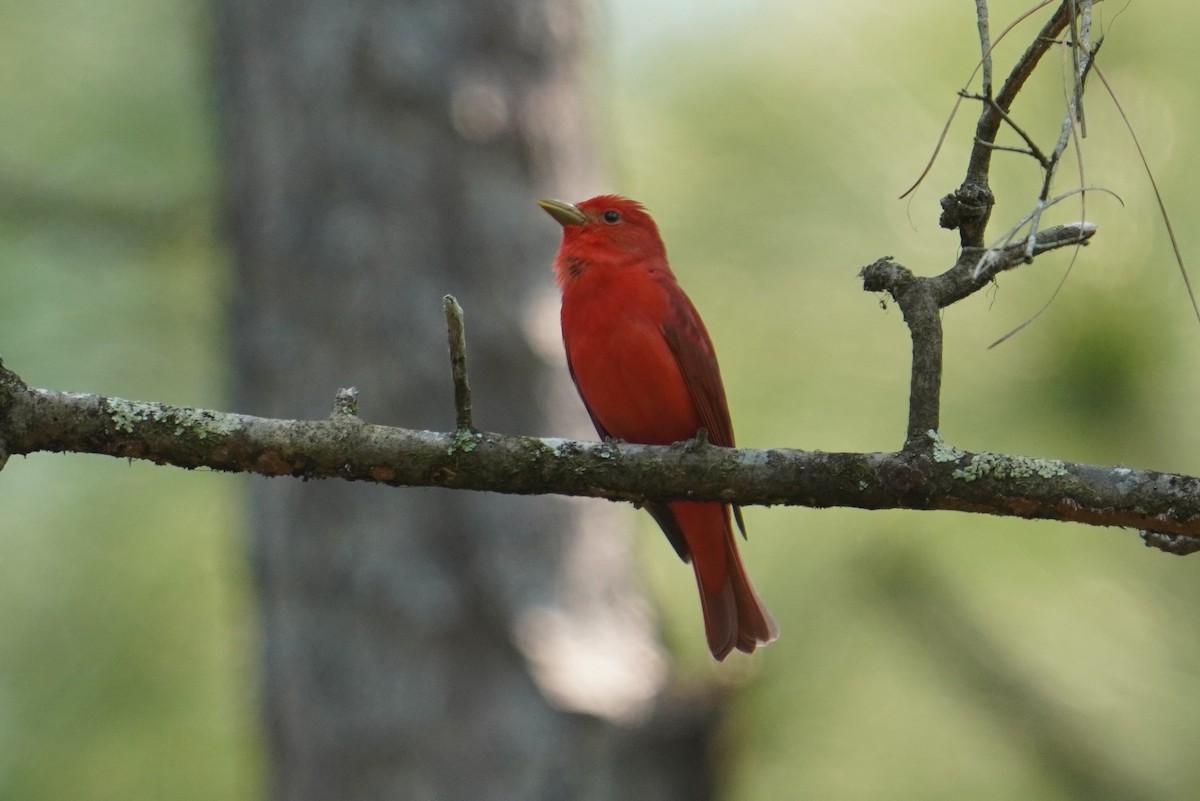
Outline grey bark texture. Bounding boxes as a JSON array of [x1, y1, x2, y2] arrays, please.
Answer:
[[214, 1, 717, 798]]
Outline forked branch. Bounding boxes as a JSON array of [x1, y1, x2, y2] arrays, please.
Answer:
[[865, 1, 1101, 451]]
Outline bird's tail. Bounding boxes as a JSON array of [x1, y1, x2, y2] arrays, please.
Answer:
[[673, 502, 778, 661]]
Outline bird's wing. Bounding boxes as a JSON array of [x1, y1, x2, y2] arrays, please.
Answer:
[[659, 284, 736, 449], [660, 278, 749, 538]]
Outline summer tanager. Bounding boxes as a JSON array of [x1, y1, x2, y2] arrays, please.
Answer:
[[539, 195, 777, 660]]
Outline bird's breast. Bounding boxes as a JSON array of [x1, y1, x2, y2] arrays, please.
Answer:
[[561, 268, 701, 444]]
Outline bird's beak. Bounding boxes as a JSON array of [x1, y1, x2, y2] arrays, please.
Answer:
[[538, 198, 587, 226]]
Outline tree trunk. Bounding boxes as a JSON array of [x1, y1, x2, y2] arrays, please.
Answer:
[[215, 1, 720, 798]]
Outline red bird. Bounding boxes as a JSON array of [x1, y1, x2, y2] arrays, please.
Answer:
[[540, 195, 777, 660]]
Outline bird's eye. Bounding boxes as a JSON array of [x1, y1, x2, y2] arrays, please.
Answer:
[[603, 210, 621, 224]]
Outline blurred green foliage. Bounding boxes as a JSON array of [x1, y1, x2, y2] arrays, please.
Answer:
[[0, 1, 259, 799], [2, 1, 1199, 799]]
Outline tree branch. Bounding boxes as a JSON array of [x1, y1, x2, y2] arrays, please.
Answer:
[[863, 2, 1101, 458], [1, 361, 1196, 544], [0, 3, 1185, 579], [858, 221, 1096, 449], [960, 0, 1090, 246]]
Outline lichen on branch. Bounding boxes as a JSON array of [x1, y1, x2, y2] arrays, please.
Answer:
[[1, 361, 1198, 546]]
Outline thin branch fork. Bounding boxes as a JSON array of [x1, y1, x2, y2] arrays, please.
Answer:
[[0, 360, 1197, 546], [869, 2, 1100, 453], [962, 1, 1100, 225], [961, 91, 1049, 167], [859, 221, 1094, 446]]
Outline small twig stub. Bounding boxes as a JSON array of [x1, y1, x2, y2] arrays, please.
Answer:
[[443, 294, 474, 431]]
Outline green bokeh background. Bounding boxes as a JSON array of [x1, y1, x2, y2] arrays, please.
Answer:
[[2, 1, 1197, 799]]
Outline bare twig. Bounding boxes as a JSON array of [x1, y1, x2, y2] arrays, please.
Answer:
[[899, 0, 1057, 200], [963, 1, 1082, 218], [1017, 30, 1099, 262], [971, 188, 1108, 280], [1067, 0, 1089, 136], [443, 294, 474, 431], [975, 0, 993, 97], [963, 91, 1049, 166], [988, 35, 1098, 349]]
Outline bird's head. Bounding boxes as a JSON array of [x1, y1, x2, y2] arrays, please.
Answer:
[[539, 195, 668, 278]]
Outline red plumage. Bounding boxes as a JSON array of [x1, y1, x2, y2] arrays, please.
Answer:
[[540, 194, 777, 660]]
